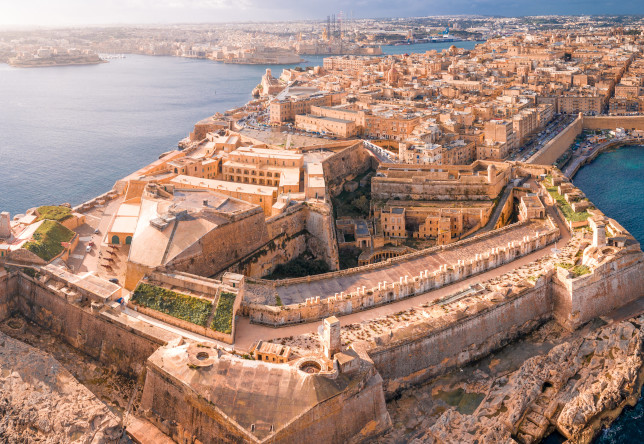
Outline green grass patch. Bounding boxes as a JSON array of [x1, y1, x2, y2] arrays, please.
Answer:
[[210, 291, 236, 334], [36, 205, 72, 222], [23, 220, 75, 262], [572, 265, 591, 277], [131, 283, 212, 327], [556, 262, 573, 269], [546, 186, 589, 222]]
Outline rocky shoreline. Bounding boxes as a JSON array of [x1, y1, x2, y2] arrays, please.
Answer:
[[0, 327, 122, 442], [378, 316, 644, 444]]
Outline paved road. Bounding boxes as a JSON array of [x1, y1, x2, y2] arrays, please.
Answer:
[[121, 305, 232, 350]]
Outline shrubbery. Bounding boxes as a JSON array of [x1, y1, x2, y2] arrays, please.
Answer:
[[211, 292, 236, 334], [131, 283, 212, 327], [264, 253, 330, 279], [36, 205, 72, 222]]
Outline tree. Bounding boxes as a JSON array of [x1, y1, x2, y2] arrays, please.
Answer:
[[352, 195, 370, 215]]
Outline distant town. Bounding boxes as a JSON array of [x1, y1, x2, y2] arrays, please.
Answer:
[[2, 14, 644, 444]]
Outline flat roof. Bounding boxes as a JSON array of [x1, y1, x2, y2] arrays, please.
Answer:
[[304, 114, 354, 124], [111, 216, 138, 234], [171, 175, 277, 197]]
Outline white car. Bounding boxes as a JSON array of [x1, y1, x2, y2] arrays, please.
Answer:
[[86, 246, 91, 253]]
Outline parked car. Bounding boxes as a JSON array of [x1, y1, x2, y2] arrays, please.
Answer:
[[85, 246, 91, 252], [94, 228, 100, 234], [108, 278, 119, 284]]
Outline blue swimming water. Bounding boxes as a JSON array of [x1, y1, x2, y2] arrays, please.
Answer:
[[574, 146, 644, 444], [0, 40, 477, 216]]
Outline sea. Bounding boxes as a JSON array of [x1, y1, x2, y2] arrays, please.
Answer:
[[573, 145, 644, 443], [1, 38, 642, 441], [0, 40, 476, 216]]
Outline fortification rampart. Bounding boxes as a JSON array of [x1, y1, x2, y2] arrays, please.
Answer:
[[367, 274, 553, 396], [168, 207, 269, 278], [529, 114, 583, 166], [0, 269, 18, 322], [244, 224, 559, 325], [322, 142, 375, 196], [223, 202, 339, 277], [552, 248, 644, 330], [583, 115, 644, 131], [12, 271, 175, 376]]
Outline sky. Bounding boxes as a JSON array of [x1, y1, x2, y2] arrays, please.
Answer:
[[0, 0, 643, 27]]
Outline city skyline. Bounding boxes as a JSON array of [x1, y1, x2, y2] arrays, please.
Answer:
[[1, 0, 644, 27]]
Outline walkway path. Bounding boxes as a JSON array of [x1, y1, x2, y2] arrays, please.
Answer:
[[121, 305, 232, 350], [362, 140, 397, 163]]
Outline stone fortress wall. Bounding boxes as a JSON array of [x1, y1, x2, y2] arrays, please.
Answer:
[[243, 220, 560, 325], [0, 269, 174, 377], [371, 161, 510, 201], [371, 246, 644, 397], [529, 113, 584, 165], [529, 115, 644, 166], [321, 142, 377, 196], [221, 201, 339, 278], [369, 273, 553, 395], [1, 205, 644, 440]]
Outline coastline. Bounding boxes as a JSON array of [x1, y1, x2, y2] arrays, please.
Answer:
[[565, 140, 644, 179], [8, 59, 107, 68]]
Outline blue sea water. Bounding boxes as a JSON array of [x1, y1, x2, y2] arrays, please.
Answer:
[[0, 40, 477, 216], [573, 145, 644, 444]]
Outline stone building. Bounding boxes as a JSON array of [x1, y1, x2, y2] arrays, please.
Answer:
[[223, 146, 303, 195]]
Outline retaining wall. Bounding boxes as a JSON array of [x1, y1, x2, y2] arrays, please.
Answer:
[[14, 272, 173, 376], [552, 248, 644, 330]]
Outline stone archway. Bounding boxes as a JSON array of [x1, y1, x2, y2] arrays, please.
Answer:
[[125, 236, 132, 245], [111, 235, 120, 245]]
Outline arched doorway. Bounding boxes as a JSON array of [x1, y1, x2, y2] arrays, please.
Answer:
[[125, 236, 132, 245], [111, 235, 120, 244]]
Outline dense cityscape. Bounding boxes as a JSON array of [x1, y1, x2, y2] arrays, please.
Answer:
[[1, 12, 644, 444]]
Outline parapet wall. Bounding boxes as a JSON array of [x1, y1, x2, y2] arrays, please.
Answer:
[[528, 115, 644, 168], [244, 224, 559, 325], [583, 115, 644, 131]]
